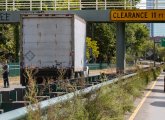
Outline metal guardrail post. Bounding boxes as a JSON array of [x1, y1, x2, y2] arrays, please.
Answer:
[[30, 0, 32, 11], [96, 0, 98, 10], [40, 0, 42, 10], [13, 0, 15, 11], [130, 0, 132, 9], [155, 0, 158, 9], [104, 0, 107, 10], [79, 0, 82, 10], [54, 0, 56, 10], [124, 0, 126, 9], [68, 0, 70, 10], [133, 0, 136, 8], [5, 0, 8, 11]]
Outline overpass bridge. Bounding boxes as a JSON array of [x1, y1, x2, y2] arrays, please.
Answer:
[[0, 0, 165, 73], [0, 0, 140, 23], [0, 0, 135, 73], [0, 0, 138, 11], [0, 1, 165, 119]]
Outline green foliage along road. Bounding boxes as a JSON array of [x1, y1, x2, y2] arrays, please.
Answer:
[[0, 24, 19, 62]]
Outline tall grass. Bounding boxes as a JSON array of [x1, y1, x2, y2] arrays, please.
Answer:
[[46, 96, 88, 120], [25, 66, 162, 120], [24, 69, 41, 120]]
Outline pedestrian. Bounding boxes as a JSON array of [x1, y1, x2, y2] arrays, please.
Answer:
[[2, 60, 9, 88]]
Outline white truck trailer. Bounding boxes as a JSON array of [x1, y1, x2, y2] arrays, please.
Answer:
[[20, 14, 86, 85]]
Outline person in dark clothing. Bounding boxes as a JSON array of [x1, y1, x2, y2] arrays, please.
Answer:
[[2, 62, 9, 88]]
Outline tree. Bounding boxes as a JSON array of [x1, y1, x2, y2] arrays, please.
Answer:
[[156, 45, 165, 62], [86, 37, 99, 63], [126, 23, 150, 63], [14, 24, 19, 62], [89, 23, 116, 63], [140, 39, 154, 59], [0, 24, 16, 61]]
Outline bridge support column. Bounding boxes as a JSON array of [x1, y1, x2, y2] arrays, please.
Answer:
[[116, 22, 125, 74]]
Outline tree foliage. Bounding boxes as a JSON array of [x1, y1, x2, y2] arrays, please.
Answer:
[[140, 39, 153, 56], [87, 22, 153, 63], [86, 37, 99, 62], [157, 46, 165, 61], [0, 24, 16, 61], [88, 23, 116, 63], [126, 23, 150, 62], [1, 0, 164, 63]]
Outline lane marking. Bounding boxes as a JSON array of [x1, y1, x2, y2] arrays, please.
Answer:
[[128, 79, 158, 120]]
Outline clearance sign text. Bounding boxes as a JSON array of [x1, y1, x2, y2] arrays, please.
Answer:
[[110, 10, 165, 22]]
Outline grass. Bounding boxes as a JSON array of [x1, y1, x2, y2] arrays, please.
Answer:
[[24, 66, 162, 120], [24, 69, 41, 120]]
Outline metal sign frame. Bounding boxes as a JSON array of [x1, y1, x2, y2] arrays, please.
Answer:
[[110, 9, 165, 22]]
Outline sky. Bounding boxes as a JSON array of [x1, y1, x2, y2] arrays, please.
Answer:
[[137, 0, 146, 9], [141, 0, 146, 2]]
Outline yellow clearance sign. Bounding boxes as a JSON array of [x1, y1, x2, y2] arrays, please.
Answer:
[[110, 10, 165, 22]]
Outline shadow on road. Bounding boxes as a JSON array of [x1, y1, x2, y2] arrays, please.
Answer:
[[148, 96, 165, 100], [145, 88, 164, 93], [155, 85, 164, 87], [151, 101, 165, 107]]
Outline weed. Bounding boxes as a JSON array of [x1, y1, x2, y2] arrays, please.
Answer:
[[46, 96, 88, 120], [24, 66, 163, 120], [24, 68, 41, 120]]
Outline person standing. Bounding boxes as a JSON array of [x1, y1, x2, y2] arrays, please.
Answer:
[[2, 61, 9, 88]]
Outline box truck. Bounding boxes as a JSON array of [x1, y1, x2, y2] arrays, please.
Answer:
[[20, 14, 86, 85]]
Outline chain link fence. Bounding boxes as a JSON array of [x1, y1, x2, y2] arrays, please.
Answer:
[[0, 63, 20, 78]]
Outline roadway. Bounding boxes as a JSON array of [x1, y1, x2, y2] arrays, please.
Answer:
[[129, 72, 165, 120]]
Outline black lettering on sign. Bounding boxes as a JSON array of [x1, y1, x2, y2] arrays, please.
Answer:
[[114, 12, 148, 19], [151, 12, 156, 18], [0, 13, 10, 21], [113, 12, 117, 18], [158, 13, 163, 18], [128, 12, 132, 18]]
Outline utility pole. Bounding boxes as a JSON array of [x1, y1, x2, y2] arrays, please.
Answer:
[[153, 0, 158, 67], [153, 37, 161, 67], [153, 38, 156, 67]]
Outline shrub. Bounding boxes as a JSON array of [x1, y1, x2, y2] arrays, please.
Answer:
[[25, 66, 163, 120]]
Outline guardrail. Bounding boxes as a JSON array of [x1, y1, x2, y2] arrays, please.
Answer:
[[0, 72, 136, 120], [0, 0, 139, 11]]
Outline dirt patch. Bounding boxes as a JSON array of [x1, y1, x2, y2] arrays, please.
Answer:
[[0, 76, 20, 87], [89, 68, 116, 75]]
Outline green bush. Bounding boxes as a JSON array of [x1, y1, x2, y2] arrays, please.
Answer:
[[30, 66, 163, 120], [85, 66, 162, 120], [46, 96, 88, 120]]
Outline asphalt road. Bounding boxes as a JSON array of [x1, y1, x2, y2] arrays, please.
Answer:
[[133, 72, 165, 120]]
